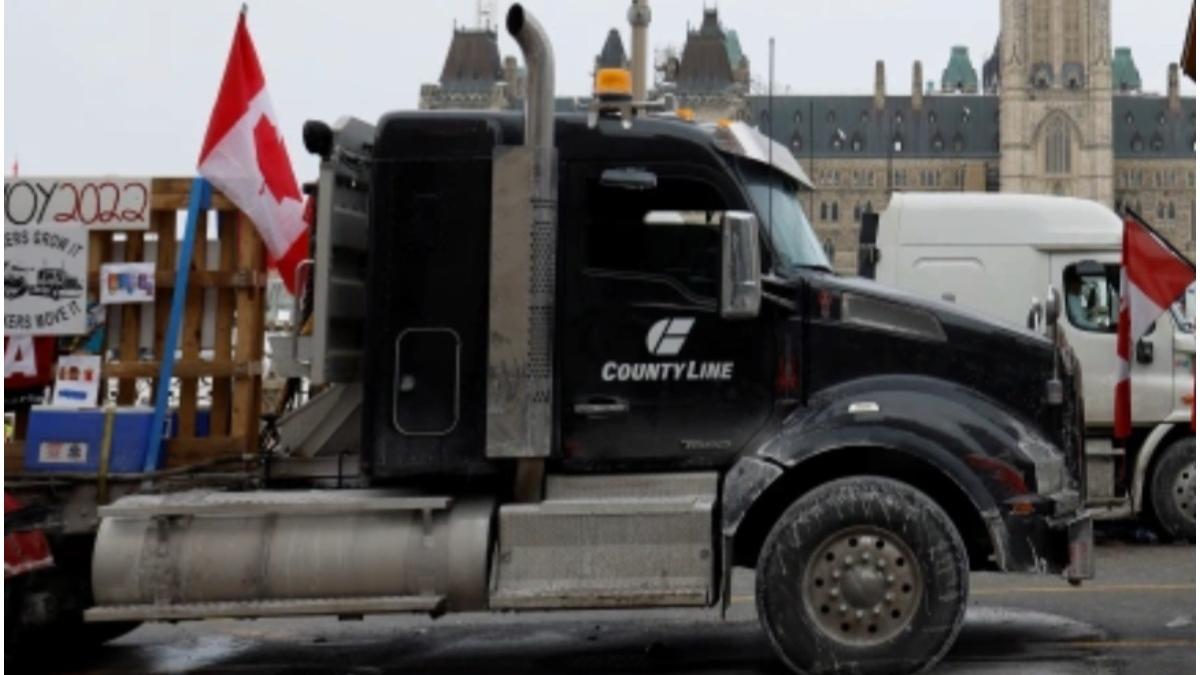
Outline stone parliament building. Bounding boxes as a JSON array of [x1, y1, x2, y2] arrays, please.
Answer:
[[421, 1, 1195, 273]]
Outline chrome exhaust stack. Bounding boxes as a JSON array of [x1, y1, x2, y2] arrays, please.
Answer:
[[486, 5, 558, 470]]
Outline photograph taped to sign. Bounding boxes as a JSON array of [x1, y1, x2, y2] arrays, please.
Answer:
[[99, 261, 156, 304], [4, 225, 89, 334], [4, 176, 152, 230]]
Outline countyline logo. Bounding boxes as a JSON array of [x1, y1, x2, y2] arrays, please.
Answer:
[[601, 317, 734, 383], [646, 317, 693, 356]]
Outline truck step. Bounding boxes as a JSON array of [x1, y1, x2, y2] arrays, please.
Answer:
[[99, 489, 451, 518], [491, 472, 718, 610], [86, 594, 445, 622]]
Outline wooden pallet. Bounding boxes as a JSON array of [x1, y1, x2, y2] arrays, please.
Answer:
[[7, 178, 268, 472]]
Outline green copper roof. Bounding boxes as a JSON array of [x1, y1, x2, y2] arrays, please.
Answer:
[[1113, 47, 1142, 92], [941, 45, 978, 92], [725, 29, 744, 67]]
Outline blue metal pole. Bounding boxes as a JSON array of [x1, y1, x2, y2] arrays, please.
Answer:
[[142, 177, 211, 472]]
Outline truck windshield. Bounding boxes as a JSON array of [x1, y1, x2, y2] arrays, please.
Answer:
[[735, 160, 831, 275]]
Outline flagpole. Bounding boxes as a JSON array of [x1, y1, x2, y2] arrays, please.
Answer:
[[142, 177, 211, 472], [1124, 207, 1197, 271]]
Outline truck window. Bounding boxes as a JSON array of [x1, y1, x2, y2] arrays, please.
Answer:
[[584, 174, 725, 303], [1063, 264, 1119, 333]]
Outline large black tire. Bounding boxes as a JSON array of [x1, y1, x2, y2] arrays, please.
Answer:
[[756, 477, 968, 675], [1148, 437, 1196, 542]]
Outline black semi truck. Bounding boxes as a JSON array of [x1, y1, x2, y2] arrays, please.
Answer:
[[55, 6, 1093, 674]]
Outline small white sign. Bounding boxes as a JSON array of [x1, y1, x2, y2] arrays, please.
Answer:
[[4, 177, 153, 230], [38, 441, 89, 464], [99, 262, 156, 304], [51, 354, 102, 407], [4, 225, 89, 335]]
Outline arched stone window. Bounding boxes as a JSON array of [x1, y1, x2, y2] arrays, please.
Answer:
[[831, 202, 840, 222], [1044, 116, 1071, 175], [952, 132, 965, 153], [820, 202, 828, 221], [931, 134, 944, 152], [1168, 202, 1176, 220]]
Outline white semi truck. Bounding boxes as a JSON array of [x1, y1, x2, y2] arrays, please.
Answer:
[[864, 193, 1195, 540]]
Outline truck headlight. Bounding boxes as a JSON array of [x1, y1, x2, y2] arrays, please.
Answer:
[[1032, 456, 1065, 496], [1016, 428, 1067, 496]]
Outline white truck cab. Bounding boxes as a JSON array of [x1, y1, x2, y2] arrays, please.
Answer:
[[867, 193, 1195, 539]]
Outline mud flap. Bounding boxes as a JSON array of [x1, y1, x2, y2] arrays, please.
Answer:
[[1066, 515, 1094, 583]]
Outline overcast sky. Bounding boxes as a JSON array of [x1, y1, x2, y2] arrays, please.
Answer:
[[4, 0, 1195, 178]]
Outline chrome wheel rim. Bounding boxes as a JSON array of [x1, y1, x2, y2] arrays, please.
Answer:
[[802, 526, 922, 646], [1173, 461, 1195, 523]]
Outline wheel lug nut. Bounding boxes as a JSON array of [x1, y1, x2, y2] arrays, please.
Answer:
[[855, 610, 864, 620], [874, 606, 882, 616], [885, 592, 894, 603], [877, 558, 886, 568], [861, 552, 870, 562], [886, 574, 895, 584], [844, 556, 854, 567], [840, 604, 849, 613], [832, 570, 841, 579], [830, 588, 840, 597]]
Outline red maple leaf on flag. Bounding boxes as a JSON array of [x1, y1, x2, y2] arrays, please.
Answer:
[[253, 114, 301, 204]]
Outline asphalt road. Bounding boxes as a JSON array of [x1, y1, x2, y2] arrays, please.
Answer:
[[22, 530, 1196, 675]]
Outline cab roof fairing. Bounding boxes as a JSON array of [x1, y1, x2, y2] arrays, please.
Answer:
[[703, 120, 813, 191]]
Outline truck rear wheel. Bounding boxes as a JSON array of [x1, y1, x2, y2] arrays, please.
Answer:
[[755, 476, 968, 675], [1149, 437, 1196, 542]]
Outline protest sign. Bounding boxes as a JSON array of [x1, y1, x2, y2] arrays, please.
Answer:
[[4, 226, 89, 334], [4, 177, 153, 230]]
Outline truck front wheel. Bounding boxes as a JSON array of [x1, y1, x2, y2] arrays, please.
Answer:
[[756, 476, 968, 675], [1149, 437, 1196, 542]]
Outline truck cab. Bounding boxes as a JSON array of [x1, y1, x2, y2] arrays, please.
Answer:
[[83, 8, 1091, 675], [868, 192, 1195, 540]]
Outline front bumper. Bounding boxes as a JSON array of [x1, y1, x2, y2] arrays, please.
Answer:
[[985, 490, 1094, 583]]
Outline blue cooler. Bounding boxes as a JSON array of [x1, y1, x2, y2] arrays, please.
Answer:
[[24, 406, 164, 473]]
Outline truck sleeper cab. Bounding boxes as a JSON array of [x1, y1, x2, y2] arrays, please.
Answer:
[[85, 7, 1091, 675]]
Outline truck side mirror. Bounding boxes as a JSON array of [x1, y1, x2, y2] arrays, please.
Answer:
[[720, 211, 762, 319], [1075, 259, 1105, 276], [1136, 337, 1154, 364]]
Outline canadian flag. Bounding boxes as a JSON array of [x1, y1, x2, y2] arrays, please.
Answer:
[[198, 11, 307, 294], [1114, 215, 1195, 439]]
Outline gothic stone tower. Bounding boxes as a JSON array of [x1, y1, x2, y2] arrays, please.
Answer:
[[999, 0, 1113, 204]]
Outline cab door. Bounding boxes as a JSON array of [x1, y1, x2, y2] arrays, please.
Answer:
[[558, 162, 773, 467], [1054, 254, 1176, 428]]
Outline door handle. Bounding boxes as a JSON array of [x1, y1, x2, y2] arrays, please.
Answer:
[[574, 396, 630, 416]]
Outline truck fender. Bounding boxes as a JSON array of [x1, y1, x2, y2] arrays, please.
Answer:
[[1131, 422, 1184, 514], [722, 376, 1062, 564]]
